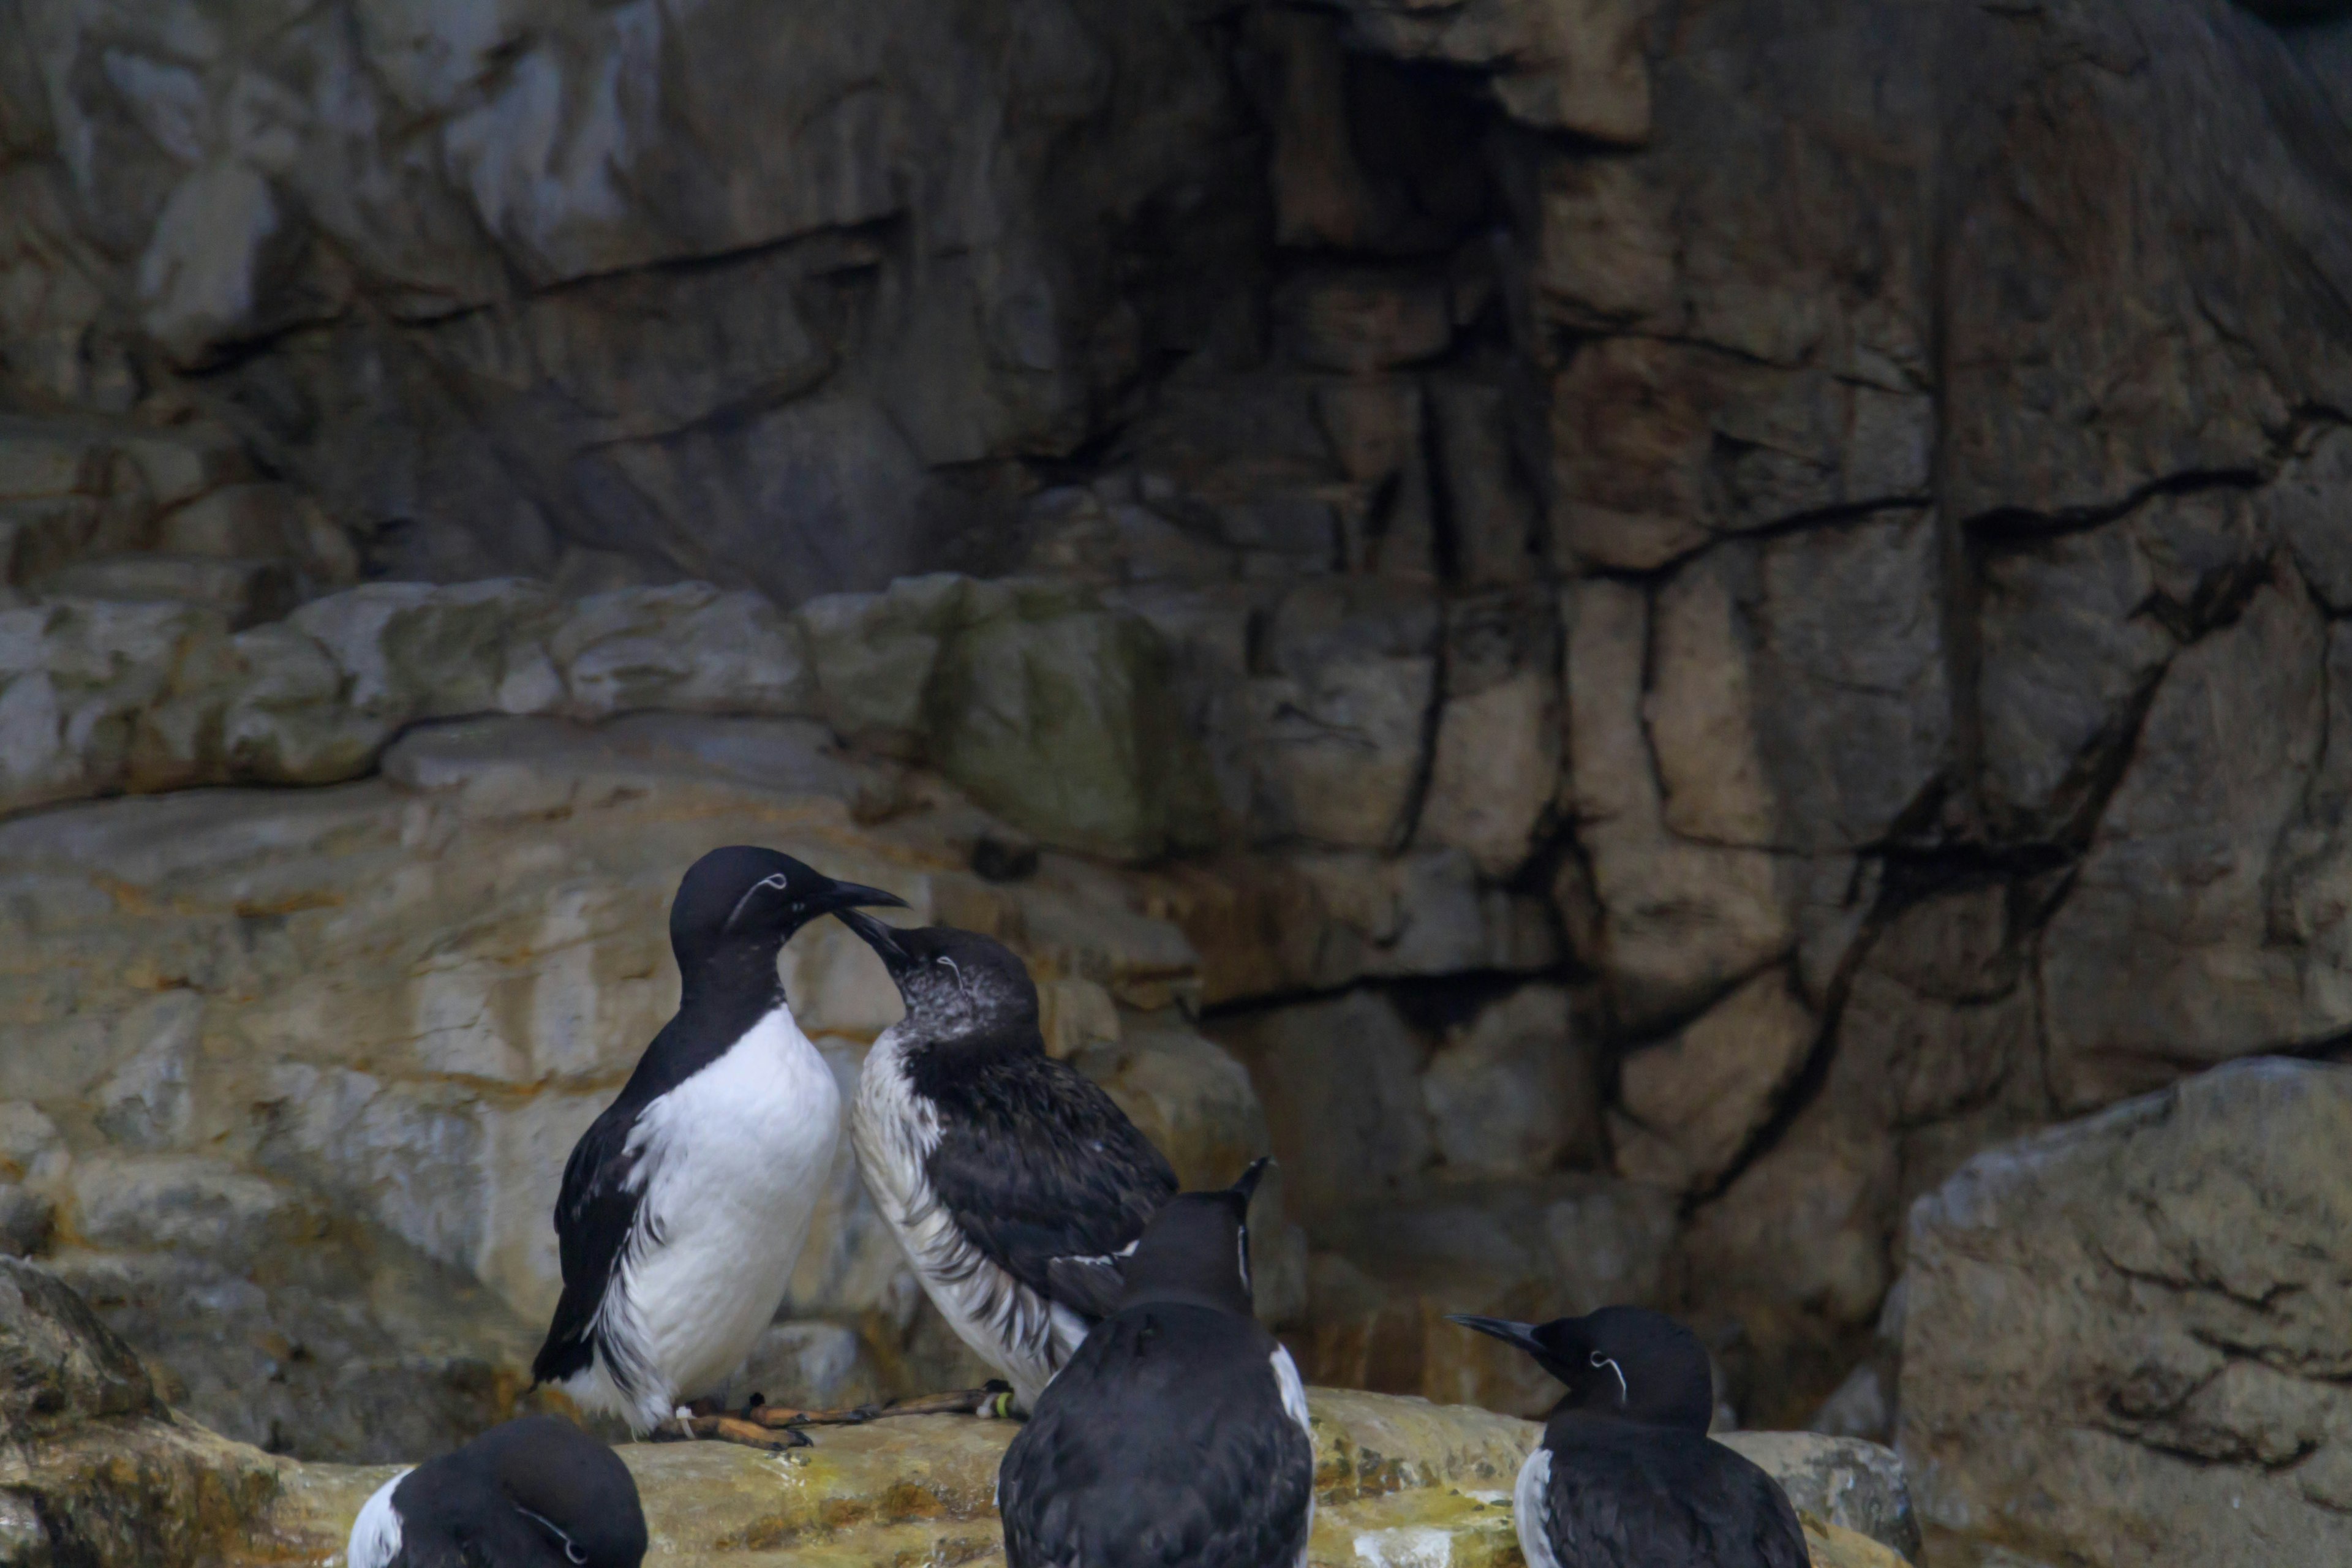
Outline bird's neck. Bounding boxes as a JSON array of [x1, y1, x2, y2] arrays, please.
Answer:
[[679, 938, 788, 1015]]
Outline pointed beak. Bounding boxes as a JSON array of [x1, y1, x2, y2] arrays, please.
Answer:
[[810, 878, 908, 914], [833, 905, 913, 974], [1446, 1315, 1547, 1357], [1231, 1155, 1273, 1204]]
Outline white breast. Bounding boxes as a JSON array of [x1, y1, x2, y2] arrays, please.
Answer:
[[346, 1470, 408, 1568], [576, 1006, 840, 1432], [1513, 1446, 1561, 1568], [851, 1024, 1085, 1409], [1272, 1346, 1315, 1568]]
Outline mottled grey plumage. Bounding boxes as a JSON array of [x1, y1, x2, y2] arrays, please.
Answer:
[[997, 1164, 1313, 1568], [1450, 1307, 1806, 1568], [840, 913, 1178, 1406]]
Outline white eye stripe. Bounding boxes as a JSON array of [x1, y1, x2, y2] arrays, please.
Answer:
[[1589, 1351, 1627, 1406], [515, 1506, 588, 1564], [722, 871, 794, 933]]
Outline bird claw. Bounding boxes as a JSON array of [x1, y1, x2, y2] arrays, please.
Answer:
[[652, 1413, 812, 1450]]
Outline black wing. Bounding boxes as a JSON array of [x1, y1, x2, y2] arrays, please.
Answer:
[[1542, 1422, 1809, 1568], [1000, 1306, 1314, 1568], [919, 1053, 1178, 1316], [530, 1098, 647, 1386]]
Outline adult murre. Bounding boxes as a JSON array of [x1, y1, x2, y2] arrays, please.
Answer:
[[530, 845, 905, 1438], [346, 1415, 646, 1568], [997, 1160, 1314, 1568], [1449, 1306, 1806, 1568], [835, 912, 1178, 1413]]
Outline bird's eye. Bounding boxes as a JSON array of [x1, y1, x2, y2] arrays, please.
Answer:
[[1588, 1352, 1629, 1405]]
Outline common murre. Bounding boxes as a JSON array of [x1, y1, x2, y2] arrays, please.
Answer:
[[1450, 1306, 1806, 1568], [530, 845, 905, 1438], [346, 1414, 646, 1568], [837, 913, 1178, 1413], [997, 1161, 1314, 1568]]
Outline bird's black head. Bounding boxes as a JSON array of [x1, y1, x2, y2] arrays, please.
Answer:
[[1116, 1157, 1270, 1317], [669, 846, 905, 991], [835, 912, 1040, 1045], [402, 1415, 647, 1567], [1447, 1306, 1713, 1431]]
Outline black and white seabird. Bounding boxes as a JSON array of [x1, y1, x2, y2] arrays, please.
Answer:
[[1449, 1306, 1806, 1568], [997, 1161, 1314, 1568], [346, 1414, 647, 1568], [835, 913, 1178, 1412], [530, 845, 906, 1436]]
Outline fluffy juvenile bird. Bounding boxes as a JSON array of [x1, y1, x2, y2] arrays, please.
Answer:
[[837, 913, 1177, 1412], [531, 846, 905, 1435], [997, 1161, 1313, 1568], [347, 1415, 646, 1568], [1449, 1306, 1806, 1568]]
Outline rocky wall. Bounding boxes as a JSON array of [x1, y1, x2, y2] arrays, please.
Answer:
[[1, 0, 2351, 1491]]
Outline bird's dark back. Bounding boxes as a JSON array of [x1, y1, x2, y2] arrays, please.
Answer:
[[1537, 1415, 1806, 1568], [1000, 1302, 1313, 1568]]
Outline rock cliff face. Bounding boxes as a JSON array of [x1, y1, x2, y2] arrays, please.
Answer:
[[0, 0, 2349, 1540], [1901, 1058, 2352, 1568]]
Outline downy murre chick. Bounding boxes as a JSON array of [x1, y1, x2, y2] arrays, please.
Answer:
[[837, 912, 1178, 1412], [531, 846, 906, 1434], [997, 1161, 1313, 1568], [347, 1414, 647, 1568], [1449, 1307, 1806, 1568]]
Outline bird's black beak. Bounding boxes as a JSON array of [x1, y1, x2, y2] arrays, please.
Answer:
[[1230, 1155, 1273, 1205], [805, 878, 908, 916], [834, 905, 914, 975], [1446, 1314, 1547, 1358]]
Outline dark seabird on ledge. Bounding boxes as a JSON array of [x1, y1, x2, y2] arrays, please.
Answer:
[[1450, 1305, 1806, 1568], [347, 1414, 647, 1568], [997, 1160, 1314, 1568]]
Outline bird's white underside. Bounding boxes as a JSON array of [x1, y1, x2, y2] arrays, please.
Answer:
[[853, 1022, 1087, 1411], [1514, 1447, 1561, 1568], [1272, 1344, 1316, 1568], [560, 1005, 840, 1433], [347, 1469, 408, 1568]]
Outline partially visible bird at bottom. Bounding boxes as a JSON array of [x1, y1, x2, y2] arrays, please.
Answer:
[[531, 845, 907, 1439], [1449, 1306, 1807, 1568], [346, 1414, 646, 1568], [997, 1159, 1314, 1568]]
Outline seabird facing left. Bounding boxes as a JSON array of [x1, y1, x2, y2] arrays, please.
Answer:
[[1449, 1306, 1806, 1568], [346, 1414, 646, 1568], [531, 845, 906, 1436], [837, 912, 1178, 1412]]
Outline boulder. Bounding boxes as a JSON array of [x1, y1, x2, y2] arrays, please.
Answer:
[[0, 1257, 154, 1431], [1901, 1058, 2352, 1567]]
